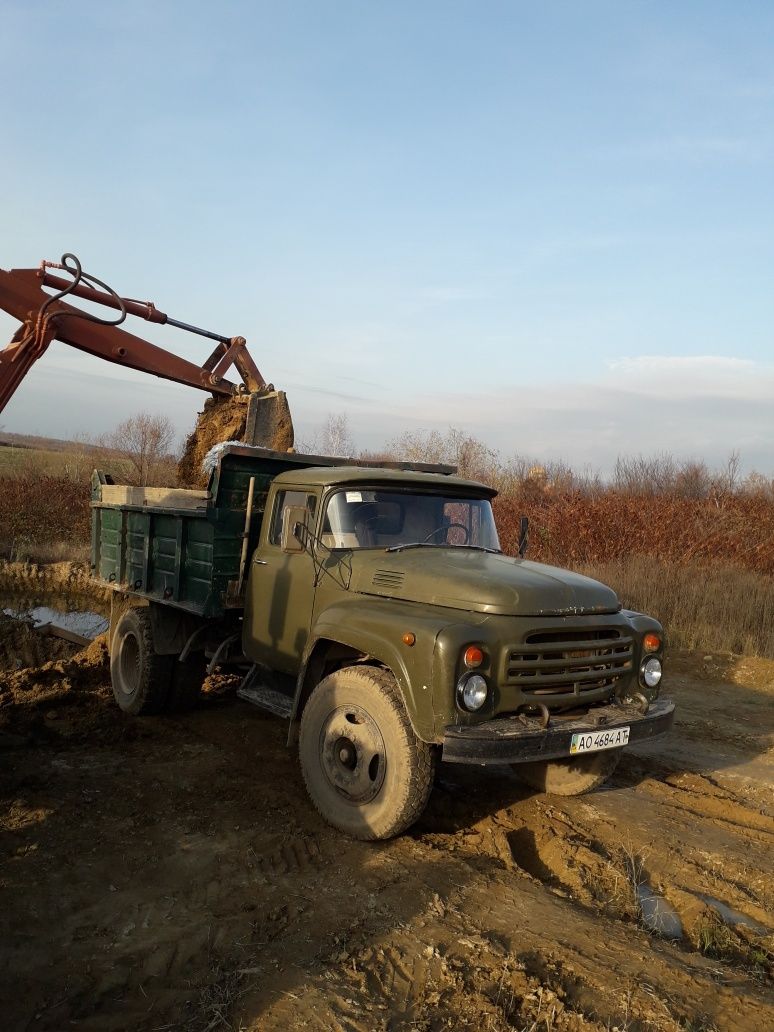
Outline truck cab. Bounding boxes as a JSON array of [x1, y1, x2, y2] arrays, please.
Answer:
[[242, 466, 673, 839]]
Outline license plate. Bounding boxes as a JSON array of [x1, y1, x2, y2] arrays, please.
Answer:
[[570, 726, 630, 754]]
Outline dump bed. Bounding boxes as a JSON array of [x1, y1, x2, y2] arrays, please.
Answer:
[[91, 446, 334, 618]]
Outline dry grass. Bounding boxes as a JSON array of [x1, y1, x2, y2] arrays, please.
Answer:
[[578, 557, 774, 657], [493, 486, 774, 657]]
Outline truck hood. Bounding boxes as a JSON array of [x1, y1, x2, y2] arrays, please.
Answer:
[[350, 549, 620, 617]]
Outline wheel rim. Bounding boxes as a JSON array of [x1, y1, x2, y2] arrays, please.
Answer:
[[318, 704, 386, 804], [118, 632, 141, 696]]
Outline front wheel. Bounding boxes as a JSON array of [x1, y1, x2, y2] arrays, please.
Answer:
[[513, 749, 622, 796], [299, 666, 434, 840]]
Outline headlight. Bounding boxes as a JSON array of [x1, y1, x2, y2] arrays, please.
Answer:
[[457, 673, 488, 711], [641, 656, 662, 689]]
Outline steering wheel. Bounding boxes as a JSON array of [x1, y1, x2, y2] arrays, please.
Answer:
[[423, 522, 469, 545]]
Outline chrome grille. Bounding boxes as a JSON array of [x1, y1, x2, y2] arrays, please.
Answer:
[[504, 628, 633, 699]]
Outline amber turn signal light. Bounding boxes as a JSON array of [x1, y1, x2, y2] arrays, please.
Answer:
[[463, 645, 484, 668], [643, 633, 661, 653], [402, 632, 416, 647]]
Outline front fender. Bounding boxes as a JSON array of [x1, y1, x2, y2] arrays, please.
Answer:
[[295, 597, 467, 742]]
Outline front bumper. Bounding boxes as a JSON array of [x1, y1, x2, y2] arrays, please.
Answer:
[[442, 697, 675, 765]]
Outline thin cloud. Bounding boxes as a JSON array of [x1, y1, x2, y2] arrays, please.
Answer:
[[601, 136, 766, 162]]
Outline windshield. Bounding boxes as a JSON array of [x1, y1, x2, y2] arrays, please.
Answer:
[[321, 489, 500, 551]]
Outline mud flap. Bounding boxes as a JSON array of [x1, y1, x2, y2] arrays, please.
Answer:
[[244, 389, 294, 451]]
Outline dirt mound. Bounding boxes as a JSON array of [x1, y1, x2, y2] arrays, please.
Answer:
[[178, 396, 250, 488], [0, 613, 78, 673], [0, 631, 111, 742], [0, 560, 109, 602]]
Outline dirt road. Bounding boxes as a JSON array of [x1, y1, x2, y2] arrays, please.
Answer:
[[1, 602, 772, 1031]]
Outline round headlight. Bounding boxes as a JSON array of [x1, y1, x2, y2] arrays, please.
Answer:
[[641, 657, 662, 688], [458, 673, 488, 711]]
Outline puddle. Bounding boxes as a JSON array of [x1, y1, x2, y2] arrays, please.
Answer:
[[3, 605, 108, 642], [700, 895, 770, 935], [636, 883, 684, 940]]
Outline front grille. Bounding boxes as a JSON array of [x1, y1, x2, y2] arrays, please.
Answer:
[[504, 628, 633, 700]]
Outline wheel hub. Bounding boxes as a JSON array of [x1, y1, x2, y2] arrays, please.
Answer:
[[319, 704, 386, 804], [118, 632, 141, 696]]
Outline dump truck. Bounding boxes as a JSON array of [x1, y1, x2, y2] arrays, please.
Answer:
[[92, 443, 674, 840]]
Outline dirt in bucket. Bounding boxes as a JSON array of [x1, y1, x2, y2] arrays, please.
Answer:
[[177, 391, 295, 488]]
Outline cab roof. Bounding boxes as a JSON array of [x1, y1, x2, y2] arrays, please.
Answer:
[[271, 464, 497, 496]]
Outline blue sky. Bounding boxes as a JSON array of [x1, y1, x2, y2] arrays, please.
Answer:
[[1, 1, 772, 472]]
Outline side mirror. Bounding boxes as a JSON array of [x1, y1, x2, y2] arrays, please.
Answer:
[[281, 505, 309, 553], [518, 515, 529, 558]]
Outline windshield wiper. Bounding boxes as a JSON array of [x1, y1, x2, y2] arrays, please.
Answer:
[[385, 542, 441, 553], [385, 542, 502, 555]]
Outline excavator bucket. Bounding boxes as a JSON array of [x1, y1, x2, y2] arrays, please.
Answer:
[[177, 389, 296, 487], [244, 389, 294, 451]]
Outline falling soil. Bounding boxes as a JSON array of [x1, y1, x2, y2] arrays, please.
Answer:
[[177, 395, 250, 488], [1, 567, 773, 1031], [177, 391, 295, 488]]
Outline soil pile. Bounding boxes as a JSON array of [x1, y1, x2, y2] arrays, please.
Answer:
[[0, 560, 109, 602], [0, 613, 78, 673], [0, 630, 110, 741]]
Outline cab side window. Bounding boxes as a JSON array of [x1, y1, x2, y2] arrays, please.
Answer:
[[269, 491, 317, 546]]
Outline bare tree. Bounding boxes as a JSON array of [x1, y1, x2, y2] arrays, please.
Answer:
[[104, 412, 177, 486], [385, 426, 499, 482], [303, 413, 355, 457]]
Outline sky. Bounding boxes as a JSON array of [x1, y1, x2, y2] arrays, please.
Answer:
[[1, 1, 772, 474]]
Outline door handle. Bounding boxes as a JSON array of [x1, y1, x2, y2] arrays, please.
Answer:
[[254, 559, 269, 566]]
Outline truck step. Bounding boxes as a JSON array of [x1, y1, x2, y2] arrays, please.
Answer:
[[237, 668, 293, 718]]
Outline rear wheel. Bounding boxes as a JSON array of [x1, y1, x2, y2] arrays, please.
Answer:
[[514, 749, 622, 796], [299, 666, 434, 840], [110, 607, 174, 716]]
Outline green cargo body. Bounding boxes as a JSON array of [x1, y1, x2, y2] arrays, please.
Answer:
[[90, 446, 338, 618]]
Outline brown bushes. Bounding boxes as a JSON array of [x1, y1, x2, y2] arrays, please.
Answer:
[[0, 472, 91, 561], [494, 490, 774, 575]]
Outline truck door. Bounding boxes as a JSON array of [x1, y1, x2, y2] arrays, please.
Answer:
[[244, 488, 318, 675]]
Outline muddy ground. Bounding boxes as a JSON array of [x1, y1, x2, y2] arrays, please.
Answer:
[[0, 577, 772, 1031]]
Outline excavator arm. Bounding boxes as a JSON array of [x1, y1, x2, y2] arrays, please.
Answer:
[[0, 254, 292, 450]]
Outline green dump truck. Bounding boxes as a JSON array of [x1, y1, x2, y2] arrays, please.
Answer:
[[92, 444, 674, 840]]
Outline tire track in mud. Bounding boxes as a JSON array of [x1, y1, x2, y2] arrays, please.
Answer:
[[390, 762, 774, 1030]]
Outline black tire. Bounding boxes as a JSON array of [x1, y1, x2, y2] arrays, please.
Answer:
[[514, 749, 622, 796], [166, 653, 207, 712], [110, 607, 174, 716], [299, 666, 434, 840]]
